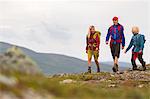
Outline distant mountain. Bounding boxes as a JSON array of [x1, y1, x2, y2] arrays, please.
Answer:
[[0, 42, 132, 75]]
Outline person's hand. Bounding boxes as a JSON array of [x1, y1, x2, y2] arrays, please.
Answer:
[[122, 46, 124, 50], [106, 41, 108, 45], [86, 50, 88, 53], [139, 50, 142, 53], [95, 48, 99, 51]]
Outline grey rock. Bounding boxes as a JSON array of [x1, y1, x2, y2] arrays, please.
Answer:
[[0, 75, 17, 87], [0, 46, 41, 75]]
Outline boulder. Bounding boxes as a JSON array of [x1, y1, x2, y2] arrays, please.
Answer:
[[0, 46, 41, 75]]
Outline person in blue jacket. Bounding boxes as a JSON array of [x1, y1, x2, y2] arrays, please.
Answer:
[[125, 26, 146, 71], [106, 16, 125, 72]]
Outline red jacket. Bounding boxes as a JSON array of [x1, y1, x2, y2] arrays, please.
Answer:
[[86, 31, 100, 51]]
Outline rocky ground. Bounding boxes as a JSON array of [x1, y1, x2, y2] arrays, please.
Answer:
[[0, 46, 150, 99], [55, 65, 150, 87]]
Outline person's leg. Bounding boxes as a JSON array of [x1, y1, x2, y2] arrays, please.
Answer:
[[94, 51, 100, 72], [131, 53, 138, 70], [111, 44, 117, 72], [110, 44, 115, 64], [112, 44, 120, 72], [113, 58, 118, 72], [87, 50, 92, 73], [138, 53, 146, 71], [114, 56, 119, 71], [115, 44, 120, 64], [114, 56, 118, 65]]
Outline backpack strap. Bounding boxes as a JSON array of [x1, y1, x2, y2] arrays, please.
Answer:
[[93, 31, 101, 39]]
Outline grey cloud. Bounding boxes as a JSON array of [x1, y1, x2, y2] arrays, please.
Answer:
[[41, 21, 71, 41]]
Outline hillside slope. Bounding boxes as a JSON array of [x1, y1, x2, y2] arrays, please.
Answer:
[[0, 42, 131, 74]]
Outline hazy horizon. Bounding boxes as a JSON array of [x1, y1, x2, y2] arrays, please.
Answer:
[[0, 0, 150, 63]]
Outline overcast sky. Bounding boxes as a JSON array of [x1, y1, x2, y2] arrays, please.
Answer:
[[0, 0, 150, 63]]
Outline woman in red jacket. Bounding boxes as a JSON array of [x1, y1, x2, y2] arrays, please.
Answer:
[[86, 26, 101, 73]]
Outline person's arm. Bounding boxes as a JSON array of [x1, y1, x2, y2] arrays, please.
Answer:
[[125, 37, 133, 53], [86, 35, 88, 52], [106, 28, 111, 44], [121, 26, 125, 48], [139, 35, 145, 52], [96, 32, 100, 50]]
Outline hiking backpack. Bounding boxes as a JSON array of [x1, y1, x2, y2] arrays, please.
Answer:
[[140, 34, 146, 44]]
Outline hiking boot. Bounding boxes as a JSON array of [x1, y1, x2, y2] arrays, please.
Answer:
[[112, 64, 118, 73], [97, 66, 100, 73], [132, 67, 138, 70], [112, 67, 117, 72], [142, 62, 146, 71], [132, 66, 138, 70], [88, 67, 91, 73]]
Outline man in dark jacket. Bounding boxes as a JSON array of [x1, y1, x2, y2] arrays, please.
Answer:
[[106, 17, 125, 72], [125, 26, 146, 71]]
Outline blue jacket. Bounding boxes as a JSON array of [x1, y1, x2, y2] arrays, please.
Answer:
[[126, 34, 145, 53], [106, 23, 125, 47]]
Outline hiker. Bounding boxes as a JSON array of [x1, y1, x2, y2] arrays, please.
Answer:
[[124, 26, 146, 71], [86, 26, 101, 73], [106, 17, 125, 72]]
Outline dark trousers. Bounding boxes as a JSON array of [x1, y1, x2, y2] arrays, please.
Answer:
[[110, 43, 120, 60], [131, 52, 145, 69]]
